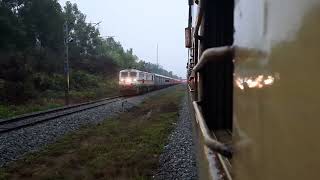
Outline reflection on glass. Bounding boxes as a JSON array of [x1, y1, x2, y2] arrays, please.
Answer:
[[235, 74, 279, 90]]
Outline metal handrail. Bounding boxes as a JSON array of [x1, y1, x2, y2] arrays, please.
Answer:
[[192, 46, 234, 73], [192, 46, 268, 74], [188, 84, 195, 92], [194, 4, 204, 40], [217, 153, 233, 180], [192, 101, 233, 158]]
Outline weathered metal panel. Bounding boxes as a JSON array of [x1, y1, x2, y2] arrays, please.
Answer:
[[233, 0, 320, 179]]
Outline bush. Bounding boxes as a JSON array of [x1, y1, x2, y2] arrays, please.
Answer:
[[0, 79, 5, 101], [0, 54, 37, 103], [2, 80, 36, 103], [70, 70, 99, 90], [33, 73, 65, 91]]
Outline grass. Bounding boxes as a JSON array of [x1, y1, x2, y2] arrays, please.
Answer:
[[0, 102, 62, 119], [0, 85, 185, 180], [0, 79, 120, 119]]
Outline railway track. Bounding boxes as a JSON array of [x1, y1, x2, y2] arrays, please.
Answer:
[[0, 96, 125, 134]]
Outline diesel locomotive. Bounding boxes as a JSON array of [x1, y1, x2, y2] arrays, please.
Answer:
[[185, 0, 320, 179]]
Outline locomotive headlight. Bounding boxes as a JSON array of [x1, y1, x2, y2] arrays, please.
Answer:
[[125, 78, 132, 84], [133, 79, 137, 82]]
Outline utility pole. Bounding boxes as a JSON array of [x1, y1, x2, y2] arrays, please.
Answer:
[[156, 43, 159, 67], [62, 21, 101, 105], [64, 22, 70, 105]]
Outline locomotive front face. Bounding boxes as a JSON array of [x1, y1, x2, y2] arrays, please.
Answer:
[[233, 0, 320, 179], [119, 70, 139, 95], [119, 71, 138, 86]]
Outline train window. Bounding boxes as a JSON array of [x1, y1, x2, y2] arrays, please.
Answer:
[[165, 80, 169, 82], [121, 72, 128, 77], [130, 72, 137, 77]]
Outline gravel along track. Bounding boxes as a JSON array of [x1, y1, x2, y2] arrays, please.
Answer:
[[0, 87, 176, 167], [154, 95, 198, 180]]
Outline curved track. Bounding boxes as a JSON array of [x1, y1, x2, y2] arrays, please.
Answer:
[[0, 96, 124, 134]]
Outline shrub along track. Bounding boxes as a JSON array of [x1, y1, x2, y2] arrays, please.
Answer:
[[0, 85, 185, 180]]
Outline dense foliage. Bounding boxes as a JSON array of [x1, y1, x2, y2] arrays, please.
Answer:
[[0, 0, 179, 104]]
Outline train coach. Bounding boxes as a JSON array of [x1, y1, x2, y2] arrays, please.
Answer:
[[185, 0, 320, 180], [119, 69, 180, 95]]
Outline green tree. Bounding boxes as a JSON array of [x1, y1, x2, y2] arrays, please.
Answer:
[[20, 0, 64, 51], [0, 0, 180, 105]]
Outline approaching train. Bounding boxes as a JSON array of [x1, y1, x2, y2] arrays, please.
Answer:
[[185, 0, 320, 180], [119, 69, 180, 95]]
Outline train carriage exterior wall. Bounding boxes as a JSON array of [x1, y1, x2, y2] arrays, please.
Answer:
[[186, 0, 320, 179], [233, 0, 320, 179]]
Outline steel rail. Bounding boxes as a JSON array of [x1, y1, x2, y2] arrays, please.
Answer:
[[0, 96, 121, 125], [0, 96, 124, 134]]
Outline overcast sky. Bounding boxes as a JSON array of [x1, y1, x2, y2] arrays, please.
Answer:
[[59, 0, 188, 77]]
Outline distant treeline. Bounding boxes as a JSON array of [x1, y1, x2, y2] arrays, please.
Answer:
[[0, 0, 179, 103]]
